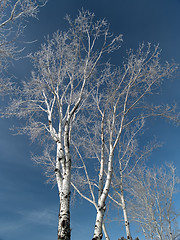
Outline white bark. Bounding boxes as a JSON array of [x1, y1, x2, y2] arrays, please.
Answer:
[[119, 162, 132, 240], [3, 8, 179, 240], [93, 208, 105, 240], [92, 150, 113, 240], [72, 42, 177, 239], [120, 190, 132, 240], [56, 120, 71, 240], [58, 176, 71, 240]]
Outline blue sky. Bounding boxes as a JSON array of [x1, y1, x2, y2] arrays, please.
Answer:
[[0, 0, 180, 239]]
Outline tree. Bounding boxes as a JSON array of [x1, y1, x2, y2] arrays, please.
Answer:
[[109, 135, 160, 240], [3, 9, 179, 240], [0, 0, 47, 95], [70, 43, 178, 240], [127, 163, 180, 240], [4, 10, 122, 240]]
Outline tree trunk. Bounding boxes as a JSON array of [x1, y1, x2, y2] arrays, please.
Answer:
[[119, 162, 132, 240], [120, 191, 132, 240], [57, 176, 71, 240], [92, 152, 113, 240], [92, 204, 106, 240], [55, 127, 71, 240]]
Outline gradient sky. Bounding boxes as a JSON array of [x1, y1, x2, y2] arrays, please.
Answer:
[[0, 0, 180, 239]]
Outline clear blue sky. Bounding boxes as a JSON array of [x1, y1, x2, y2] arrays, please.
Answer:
[[0, 0, 180, 239]]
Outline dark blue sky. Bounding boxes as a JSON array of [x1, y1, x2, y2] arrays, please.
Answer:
[[0, 0, 180, 239]]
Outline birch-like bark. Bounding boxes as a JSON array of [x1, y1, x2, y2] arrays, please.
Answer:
[[57, 120, 71, 240], [4, 10, 178, 240], [98, 113, 105, 198], [119, 162, 132, 240], [92, 149, 113, 240], [58, 176, 71, 240], [92, 71, 128, 239], [53, 133, 71, 240], [120, 189, 132, 240]]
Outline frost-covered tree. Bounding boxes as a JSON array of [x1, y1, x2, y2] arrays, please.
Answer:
[[127, 163, 180, 240], [71, 43, 178, 240], [4, 10, 122, 240], [0, 0, 47, 95], [3, 8, 179, 240], [109, 133, 160, 240]]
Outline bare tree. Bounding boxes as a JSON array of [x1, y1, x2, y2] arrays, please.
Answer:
[[3, 8, 179, 240], [0, 0, 47, 95], [127, 163, 180, 240], [71, 43, 178, 240], [4, 10, 122, 240], [109, 134, 160, 240]]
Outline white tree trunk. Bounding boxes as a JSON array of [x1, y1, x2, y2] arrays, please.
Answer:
[[92, 204, 105, 240], [120, 191, 132, 240], [58, 176, 71, 240], [56, 121, 72, 240], [118, 160, 132, 240], [93, 152, 113, 240], [119, 163, 132, 240]]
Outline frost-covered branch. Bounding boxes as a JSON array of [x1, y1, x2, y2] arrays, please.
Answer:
[[127, 163, 180, 240], [0, 0, 48, 95]]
